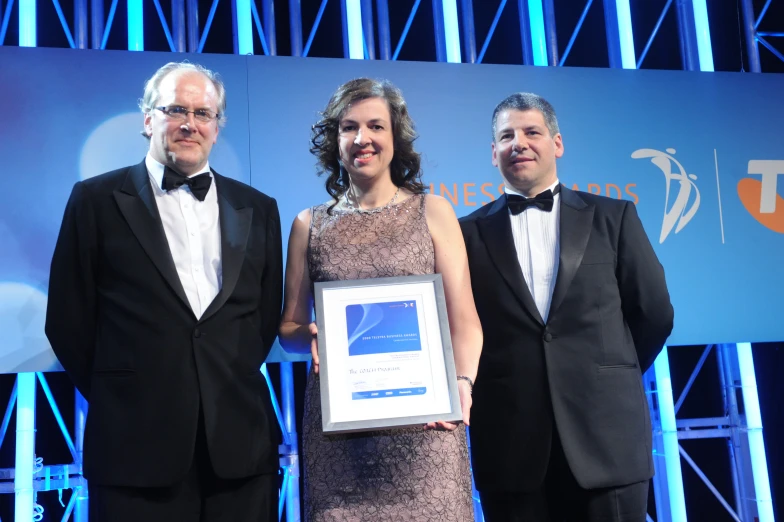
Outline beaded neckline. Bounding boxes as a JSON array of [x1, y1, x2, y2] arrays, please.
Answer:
[[338, 187, 400, 214]]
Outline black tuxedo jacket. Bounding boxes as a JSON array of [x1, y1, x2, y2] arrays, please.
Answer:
[[460, 187, 673, 492], [45, 161, 283, 487]]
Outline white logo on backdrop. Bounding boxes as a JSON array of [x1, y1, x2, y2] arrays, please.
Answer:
[[631, 148, 701, 243]]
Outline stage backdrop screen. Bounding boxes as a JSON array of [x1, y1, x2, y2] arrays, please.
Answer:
[[1, 46, 783, 371]]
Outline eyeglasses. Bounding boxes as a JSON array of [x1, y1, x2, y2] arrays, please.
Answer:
[[155, 106, 219, 123]]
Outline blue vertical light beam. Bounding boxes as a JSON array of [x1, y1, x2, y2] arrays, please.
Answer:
[[615, 0, 635, 68], [235, 0, 253, 54], [442, 0, 461, 62], [345, 0, 364, 59], [736, 342, 774, 522], [653, 348, 688, 522], [527, 0, 547, 65], [18, 0, 35, 46], [14, 373, 36, 522], [127, 0, 143, 50], [691, 0, 714, 71]]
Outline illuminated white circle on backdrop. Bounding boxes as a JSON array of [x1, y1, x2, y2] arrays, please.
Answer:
[[80, 113, 148, 180], [79, 112, 243, 181], [0, 282, 63, 373]]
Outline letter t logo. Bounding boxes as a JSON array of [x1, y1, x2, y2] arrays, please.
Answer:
[[748, 160, 784, 213]]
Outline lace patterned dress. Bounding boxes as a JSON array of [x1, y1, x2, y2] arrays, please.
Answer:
[[303, 194, 475, 521]]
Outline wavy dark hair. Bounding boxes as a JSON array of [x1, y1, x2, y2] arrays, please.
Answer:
[[310, 78, 425, 211]]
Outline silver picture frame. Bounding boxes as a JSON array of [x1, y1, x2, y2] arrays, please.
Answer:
[[314, 274, 462, 434]]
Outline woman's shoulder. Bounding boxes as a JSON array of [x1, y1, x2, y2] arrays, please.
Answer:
[[304, 199, 341, 217], [423, 193, 458, 218], [288, 207, 313, 236]]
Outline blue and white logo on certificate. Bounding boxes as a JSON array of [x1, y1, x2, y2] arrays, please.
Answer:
[[345, 301, 422, 356]]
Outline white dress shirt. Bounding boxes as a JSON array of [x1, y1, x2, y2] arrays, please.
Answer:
[[146, 154, 222, 318], [506, 180, 561, 323]]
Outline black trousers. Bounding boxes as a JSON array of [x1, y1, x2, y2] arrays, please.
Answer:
[[479, 429, 649, 522], [89, 412, 277, 522]]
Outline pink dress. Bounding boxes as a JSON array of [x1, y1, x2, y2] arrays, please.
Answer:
[[303, 194, 475, 521]]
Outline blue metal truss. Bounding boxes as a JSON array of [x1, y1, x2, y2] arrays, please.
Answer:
[[302, 0, 329, 56], [637, 0, 672, 68], [476, 0, 506, 64], [559, 0, 592, 65], [391, 0, 421, 60], [741, 0, 784, 71], [0, 0, 75, 46], [0, 373, 88, 522]]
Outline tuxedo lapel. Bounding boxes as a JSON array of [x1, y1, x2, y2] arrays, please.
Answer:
[[113, 161, 192, 313], [201, 174, 252, 322], [549, 187, 594, 319], [477, 195, 544, 325]]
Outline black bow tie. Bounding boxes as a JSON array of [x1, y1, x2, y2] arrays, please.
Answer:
[[507, 185, 561, 214], [162, 167, 212, 202]]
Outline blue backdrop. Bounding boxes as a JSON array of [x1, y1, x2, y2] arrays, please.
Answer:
[[1, 46, 783, 370]]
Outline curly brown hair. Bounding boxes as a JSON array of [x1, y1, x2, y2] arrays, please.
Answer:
[[310, 78, 425, 211]]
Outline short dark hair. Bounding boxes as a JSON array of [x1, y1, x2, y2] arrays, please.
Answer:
[[491, 92, 559, 141], [310, 78, 425, 211]]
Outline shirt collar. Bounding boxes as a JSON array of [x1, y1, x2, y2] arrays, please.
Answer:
[[145, 153, 212, 193], [504, 179, 560, 199]]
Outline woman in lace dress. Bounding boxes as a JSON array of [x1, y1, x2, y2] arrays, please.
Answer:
[[279, 78, 483, 521]]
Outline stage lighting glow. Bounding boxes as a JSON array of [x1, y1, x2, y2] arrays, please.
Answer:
[[527, 0, 547, 65], [615, 0, 635, 69], [260, 364, 290, 445], [345, 0, 364, 59], [127, 0, 143, 50], [654, 347, 688, 522], [236, 0, 253, 54], [691, 0, 714, 71], [442, 0, 461, 63], [736, 342, 774, 522], [18, 0, 36, 46], [14, 372, 36, 522]]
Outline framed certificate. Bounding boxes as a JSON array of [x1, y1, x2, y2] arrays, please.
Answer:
[[314, 274, 462, 434]]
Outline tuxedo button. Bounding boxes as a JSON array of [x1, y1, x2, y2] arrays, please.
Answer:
[[194, 328, 202, 338], [543, 332, 553, 342]]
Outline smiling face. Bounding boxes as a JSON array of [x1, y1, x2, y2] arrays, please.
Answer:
[[337, 97, 395, 185], [144, 71, 220, 175], [491, 108, 564, 196]]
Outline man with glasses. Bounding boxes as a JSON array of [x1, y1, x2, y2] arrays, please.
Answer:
[[46, 62, 282, 522]]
